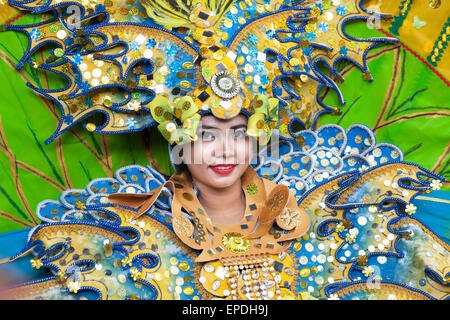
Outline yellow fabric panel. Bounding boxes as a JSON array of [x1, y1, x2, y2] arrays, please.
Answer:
[[380, 0, 449, 80], [0, 5, 20, 24]]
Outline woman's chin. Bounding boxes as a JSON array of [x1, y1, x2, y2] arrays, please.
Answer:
[[206, 173, 237, 189], [205, 167, 245, 189]]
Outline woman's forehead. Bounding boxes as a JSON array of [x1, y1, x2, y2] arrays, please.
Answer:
[[199, 114, 248, 129]]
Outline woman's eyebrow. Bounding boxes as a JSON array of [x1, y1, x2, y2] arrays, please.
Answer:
[[199, 126, 218, 130], [230, 124, 247, 130], [200, 124, 247, 131]]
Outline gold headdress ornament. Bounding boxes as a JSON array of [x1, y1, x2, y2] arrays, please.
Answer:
[[3, 0, 396, 145]]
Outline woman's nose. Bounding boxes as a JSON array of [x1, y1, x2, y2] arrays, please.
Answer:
[[217, 132, 236, 159]]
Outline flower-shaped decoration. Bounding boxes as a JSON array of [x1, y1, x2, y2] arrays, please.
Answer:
[[222, 232, 251, 254], [405, 203, 417, 215], [335, 222, 345, 233], [430, 179, 442, 190], [67, 279, 81, 293], [30, 258, 43, 269], [328, 293, 340, 300], [75, 200, 86, 210], [121, 256, 133, 267], [56, 271, 67, 282], [345, 233, 356, 244], [247, 95, 279, 145], [130, 267, 142, 281], [30, 28, 41, 40], [357, 255, 368, 267], [342, 219, 352, 229], [362, 266, 375, 277], [150, 95, 201, 145]]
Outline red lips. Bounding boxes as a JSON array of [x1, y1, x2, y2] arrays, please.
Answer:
[[209, 164, 237, 175]]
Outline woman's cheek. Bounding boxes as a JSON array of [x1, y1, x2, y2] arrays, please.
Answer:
[[187, 141, 209, 165], [234, 139, 251, 180], [199, 141, 215, 165], [235, 138, 251, 165]]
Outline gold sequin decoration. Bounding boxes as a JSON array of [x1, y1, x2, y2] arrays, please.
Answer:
[[173, 215, 194, 237], [429, 0, 441, 8], [179, 262, 190, 272], [222, 232, 251, 254], [267, 192, 287, 212], [183, 286, 194, 295], [182, 192, 194, 201]]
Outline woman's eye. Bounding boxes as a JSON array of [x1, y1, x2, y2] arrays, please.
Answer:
[[201, 131, 215, 140], [233, 129, 247, 139]]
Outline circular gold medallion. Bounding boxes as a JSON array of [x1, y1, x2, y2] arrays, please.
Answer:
[[276, 207, 301, 230]]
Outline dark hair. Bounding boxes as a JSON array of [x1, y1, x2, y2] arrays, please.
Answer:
[[169, 143, 188, 173]]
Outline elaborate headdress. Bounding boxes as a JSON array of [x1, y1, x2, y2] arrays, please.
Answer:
[[5, 0, 396, 145]]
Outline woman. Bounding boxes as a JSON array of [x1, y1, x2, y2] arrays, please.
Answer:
[[106, 110, 310, 299]]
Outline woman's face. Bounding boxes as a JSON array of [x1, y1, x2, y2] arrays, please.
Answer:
[[184, 114, 254, 189]]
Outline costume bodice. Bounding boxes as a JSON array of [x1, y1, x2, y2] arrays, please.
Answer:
[[109, 167, 310, 263]]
